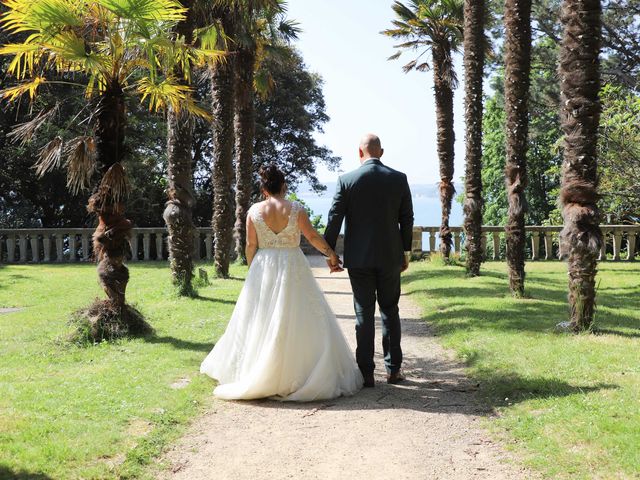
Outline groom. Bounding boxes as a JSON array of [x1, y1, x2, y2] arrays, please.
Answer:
[[324, 134, 414, 387]]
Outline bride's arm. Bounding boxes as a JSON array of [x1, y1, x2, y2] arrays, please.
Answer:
[[298, 209, 341, 266], [246, 215, 258, 266]]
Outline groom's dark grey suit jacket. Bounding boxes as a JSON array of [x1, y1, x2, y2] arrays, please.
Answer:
[[324, 158, 414, 269]]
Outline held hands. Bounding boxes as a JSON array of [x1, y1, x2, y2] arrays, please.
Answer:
[[401, 253, 411, 272], [327, 251, 344, 273]]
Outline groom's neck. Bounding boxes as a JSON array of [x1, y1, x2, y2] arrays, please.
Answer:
[[360, 156, 379, 164]]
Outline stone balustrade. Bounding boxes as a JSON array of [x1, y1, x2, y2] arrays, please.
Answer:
[[0, 225, 637, 263], [0, 227, 344, 263], [411, 225, 639, 261]]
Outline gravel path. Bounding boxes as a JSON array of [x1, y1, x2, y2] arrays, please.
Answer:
[[160, 256, 531, 480]]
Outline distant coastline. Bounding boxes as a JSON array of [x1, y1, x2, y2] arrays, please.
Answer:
[[296, 182, 463, 227]]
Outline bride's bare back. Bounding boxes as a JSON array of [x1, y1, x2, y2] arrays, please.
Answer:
[[257, 198, 294, 235]]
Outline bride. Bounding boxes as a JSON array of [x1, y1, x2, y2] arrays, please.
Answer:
[[200, 164, 364, 401]]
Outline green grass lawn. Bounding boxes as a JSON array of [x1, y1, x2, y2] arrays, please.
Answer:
[[1, 260, 638, 479], [403, 259, 640, 479], [0, 262, 246, 480]]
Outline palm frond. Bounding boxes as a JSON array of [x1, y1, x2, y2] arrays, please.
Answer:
[[402, 59, 418, 72], [98, 0, 186, 22], [98, 162, 129, 206], [65, 136, 97, 194], [1, 0, 83, 34], [0, 39, 43, 79], [8, 105, 59, 145], [0, 76, 47, 102], [136, 76, 188, 112], [277, 18, 301, 41], [34, 136, 63, 177]]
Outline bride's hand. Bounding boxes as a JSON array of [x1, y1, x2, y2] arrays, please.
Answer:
[[327, 252, 344, 273]]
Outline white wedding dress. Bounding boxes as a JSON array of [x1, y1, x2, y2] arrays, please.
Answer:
[[200, 201, 363, 401]]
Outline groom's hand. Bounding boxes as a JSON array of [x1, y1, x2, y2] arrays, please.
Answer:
[[402, 252, 410, 272]]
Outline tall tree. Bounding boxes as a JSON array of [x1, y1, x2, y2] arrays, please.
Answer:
[[462, 0, 486, 276], [233, 1, 298, 263], [383, 0, 464, 259], [0, 0, 211, 338], [164, 0, 199, 295], [503, 0, 532, 296], [210, 4, 238, 278], [558, 0, 603, 331]]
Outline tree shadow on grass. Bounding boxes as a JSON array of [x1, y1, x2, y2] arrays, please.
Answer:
[[0, 465, 54, 479], [404, 265, 640, 336], [142, 334, 213, 352], [190, 294, 236, 305]]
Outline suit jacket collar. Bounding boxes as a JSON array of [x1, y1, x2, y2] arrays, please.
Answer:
[[361, 158, 382, 167]]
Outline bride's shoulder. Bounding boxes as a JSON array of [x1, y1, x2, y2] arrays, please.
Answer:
[[248, 201, 266, 218]]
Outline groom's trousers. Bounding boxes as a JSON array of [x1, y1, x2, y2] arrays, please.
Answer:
[[347, 265, 403, 375]]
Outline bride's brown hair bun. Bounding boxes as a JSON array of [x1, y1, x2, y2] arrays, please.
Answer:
[[259, 164, 286, 195]]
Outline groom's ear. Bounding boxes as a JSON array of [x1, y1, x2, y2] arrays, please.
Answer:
[[380, 148, 384, 158]]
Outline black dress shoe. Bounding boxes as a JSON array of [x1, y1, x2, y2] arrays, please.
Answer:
[[386, 370, 406, 384], [363, 373, 375, 388]]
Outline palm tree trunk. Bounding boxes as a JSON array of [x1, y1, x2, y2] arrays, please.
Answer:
[[163, 2, 196, 295], [90, 82, 132, 309], [558, 0, 603, 331], [233, 47, 256, 264], [164, 107, 196, 293], [432, 42, 456, 259], [211, 14, 236, 278], [462, 0, 485, 276], [504, 0, 532, 297], [80, 85, 151, 340]]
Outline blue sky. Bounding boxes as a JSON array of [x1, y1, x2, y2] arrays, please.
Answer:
[[287, 0, 466, 186]]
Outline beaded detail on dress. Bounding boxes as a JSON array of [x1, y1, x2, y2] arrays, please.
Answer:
[[250, 201, 301, 249]]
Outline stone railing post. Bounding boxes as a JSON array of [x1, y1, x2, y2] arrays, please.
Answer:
[[55, 234, 64, 262], [193, 230, 201, 261], [612, 230, 622, 261], [205, 232, 213, 260], [492, 232, 500, 260], [531, 231, 540, 260], [81, 233, 90, 262], [627, 232, 636, 261], [155, 232, 164, 261], [428, 228, 436, 253], [481, 232, 488, 259], [30, 235, 39, 262], [411, 227, 422, 257], [453, 230, 462, 255], [7, 235, 16, 263], [543, 232, 553, 260], [129, 231, 139, 262], [599, 231, 607, 261], [68, 233, 77, 262], [143, 233, 151, 261], [43, 234, 51, 262], [18, 234, 28, 263]]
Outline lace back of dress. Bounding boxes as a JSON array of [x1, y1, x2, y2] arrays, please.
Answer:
[[251, 201, 301, 249]]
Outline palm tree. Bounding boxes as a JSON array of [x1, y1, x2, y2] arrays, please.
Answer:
[[462, 0, 485, 276], [504, 0, 532, 297], [164, 0, 197, 295], [1, 0, 215, 338], [233, 1, 298, 264], [558, 0, 603, 331], [383, 0, 463, 259]]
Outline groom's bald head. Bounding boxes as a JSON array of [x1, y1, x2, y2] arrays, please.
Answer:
[[359, 133, 384, 162]]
